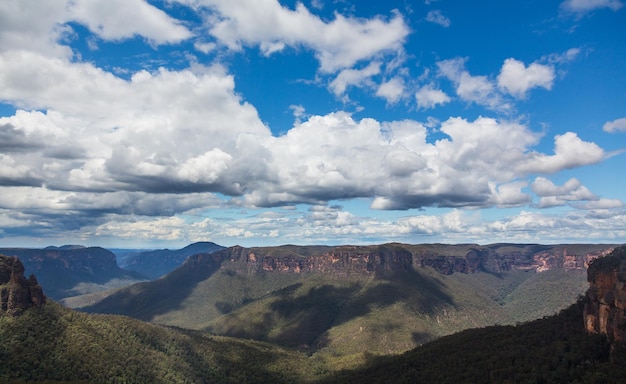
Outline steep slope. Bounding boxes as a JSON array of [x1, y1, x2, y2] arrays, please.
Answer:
[[119, 241, 225, 279], [0, 247, 145, 300]]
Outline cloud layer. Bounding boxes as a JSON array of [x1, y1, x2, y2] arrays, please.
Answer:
[[0, 0, 623, 246]]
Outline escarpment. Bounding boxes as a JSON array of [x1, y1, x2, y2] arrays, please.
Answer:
[[185, 244, 413, 277], [0, 254, 46, 316], [181, 243, 615, 278], [583, 246, 626, 343]]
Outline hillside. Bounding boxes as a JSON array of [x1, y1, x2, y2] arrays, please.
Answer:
[[0, 253, 314, 383], [321, 299, 626, 384], [83, 243, 617, 359], [0, 301, 321, 383], [0, 247, 146, 300]]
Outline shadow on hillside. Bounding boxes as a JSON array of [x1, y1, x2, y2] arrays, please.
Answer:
[[209, 269, 456, 349], [80, 253, 222, 320]]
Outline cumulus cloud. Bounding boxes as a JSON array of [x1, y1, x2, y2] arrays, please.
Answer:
[[531, 177, 597, 208], [415, 84, 450, 109], [178, 0, 409, 73], [376, 77, 405, 103], [497, 58, 555, 98], [518, 132, 605, 174], [330, 62, 381, 96], [437, 57, 506, 110], [603, 117, 626, 133], [67, 0, 192, 44], [0, 0, 191, 59]]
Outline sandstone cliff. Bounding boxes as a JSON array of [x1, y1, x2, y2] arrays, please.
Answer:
[[190, 244, 413, 277], [0, 254, 46, 316], [583, 246, 626, 343], [410, 244, 614, 275], [180, 243, 615, 279]]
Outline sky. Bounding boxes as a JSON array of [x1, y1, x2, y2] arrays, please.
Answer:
[[0, 0, 625, 249]]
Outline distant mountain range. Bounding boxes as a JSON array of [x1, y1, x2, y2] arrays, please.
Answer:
[[0, 242, 225, 302], [117, 241, 225, 279], [0, 246, 145, 300]]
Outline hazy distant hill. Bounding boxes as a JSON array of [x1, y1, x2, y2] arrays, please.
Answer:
[[119, 241, 225, 279], [83, 243, 618, 359], [0, 247, 146, 301]]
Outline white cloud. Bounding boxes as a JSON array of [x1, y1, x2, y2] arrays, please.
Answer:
[[437, 58, 506, 110], [0, 0, 72, 57], [376, 77, 405, 103], [425, 10, 451, 27], [531, 177, 597, 208], [67, 0, 192, 44], [603, 117, 626, 133], [329, 62, 381, 96], [0, 0, 191, 60], [489, 181, 532, 208], [561, 0, 623, 14], [497, 58, 555, 98], [415, 84, 450, 109], [518, 132, 605, 174], [175, 0, 409, 72]]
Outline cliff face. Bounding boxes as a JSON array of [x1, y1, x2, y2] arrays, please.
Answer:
[[190, 244, 413, 277], [412, 245, 614, 275], [184, 243, 615, 278], [0, 254, 46, 316], [583, 246, 626, 343]]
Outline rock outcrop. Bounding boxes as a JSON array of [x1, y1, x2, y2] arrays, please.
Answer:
[[583, 246, 626, 343], [0, 254, 46, 316]]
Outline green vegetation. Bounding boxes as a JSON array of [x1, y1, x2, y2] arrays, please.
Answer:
[[0, 302, 318, 383], [85, 256, 592, 360], [203, 266, 589, 361], [3, 297, 626, 383], [323, 299, 626, 383]]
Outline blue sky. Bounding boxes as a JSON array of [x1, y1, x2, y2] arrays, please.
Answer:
[[0, 0, 625, 249]]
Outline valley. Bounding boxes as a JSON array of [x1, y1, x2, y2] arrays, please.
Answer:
[[1, 244, 626, 383]]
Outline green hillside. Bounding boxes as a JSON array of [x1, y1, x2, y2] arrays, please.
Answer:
[[0, 302, 318, 383], [204, 265, 588, 361], [322, 299, 626, 383]]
